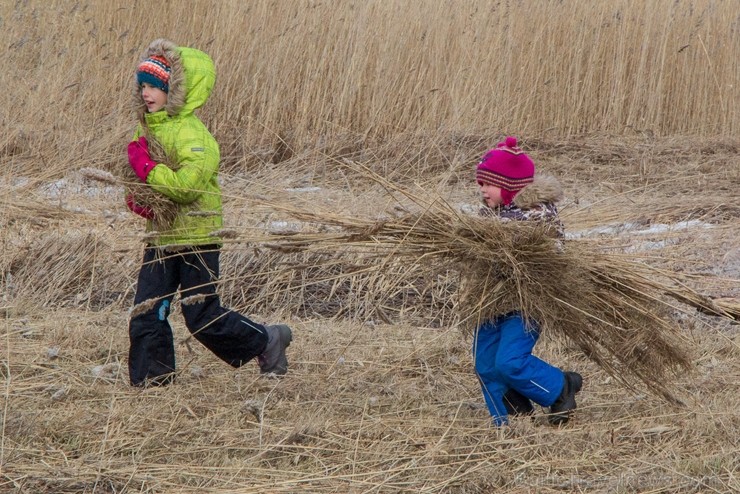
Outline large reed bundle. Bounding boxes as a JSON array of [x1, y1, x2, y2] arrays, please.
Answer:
[[221, 246, 457, 326], [243, 187, 734, 403]]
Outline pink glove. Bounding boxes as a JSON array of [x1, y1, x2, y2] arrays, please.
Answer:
[[125, 194, 155, 220], [127, 137, 156, 182]]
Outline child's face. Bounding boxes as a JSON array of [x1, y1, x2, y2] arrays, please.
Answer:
[[141, 83, 168, 113], [478, 182, 504, 207]]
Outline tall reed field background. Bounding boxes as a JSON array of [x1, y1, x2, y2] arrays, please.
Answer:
[[2, 1, 740, 493], [2, 0, 739, 178]]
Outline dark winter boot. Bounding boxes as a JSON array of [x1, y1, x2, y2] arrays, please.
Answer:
[[548, 371, 583, 425], [503, 389, 534, 416], [258, 324, 292, 375]]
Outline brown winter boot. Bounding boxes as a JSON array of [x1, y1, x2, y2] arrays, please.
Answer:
[[258, 324, 292, 375]]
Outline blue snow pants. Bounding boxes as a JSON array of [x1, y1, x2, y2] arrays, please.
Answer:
[[473, 312, 564, 425]]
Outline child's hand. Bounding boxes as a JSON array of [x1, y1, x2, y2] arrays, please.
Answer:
[[125, 194, 155, 220], [127, 137, 156, 182]]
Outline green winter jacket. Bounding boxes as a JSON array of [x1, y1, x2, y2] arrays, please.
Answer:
[[132, 39, 222, 247]]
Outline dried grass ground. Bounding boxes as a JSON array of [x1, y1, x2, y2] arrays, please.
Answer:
[[2, 136, 739, 493]]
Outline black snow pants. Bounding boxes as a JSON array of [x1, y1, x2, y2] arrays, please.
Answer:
[[128, 245, 268, 386]]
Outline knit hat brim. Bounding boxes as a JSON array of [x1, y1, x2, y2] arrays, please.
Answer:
[[136, 55, 171, 93], [476, 170, 534, 192], [137, 71, 169, 93]]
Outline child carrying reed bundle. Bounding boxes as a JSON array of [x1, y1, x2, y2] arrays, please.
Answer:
[[249, 141, 701, 422], [124, 39, 292, 386], [472, 136, 581, 426]]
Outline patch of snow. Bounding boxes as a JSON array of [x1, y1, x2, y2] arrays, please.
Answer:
[[50, 387, 68, 401], [623, 240, 676, 253], [39, 179, 69, 198], [264, 220, 304, 233], [718, 247, 740, 279], [566, 222, 643, 238], [91, 362, 120, 381], [458, 203, 478, 216], [44, 385, 68, 401], [634, 219, 712, 235], [11, 177, 30, 187], [286, 186, 322, 193], [567, 220, 713, 239], [37, 176, 122, 200]]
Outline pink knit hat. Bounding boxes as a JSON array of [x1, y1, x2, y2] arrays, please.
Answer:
[[476, 136, 535, 192]]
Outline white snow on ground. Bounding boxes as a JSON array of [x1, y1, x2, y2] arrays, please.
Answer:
[[567, 220, 714, 252], [457, 203, 479, 216], [38, 175, 121, 200], [286, 186, 322, 193], [1, 173, 121, 202], [264, 220, 304, 233], [566, 219, 713, 239]]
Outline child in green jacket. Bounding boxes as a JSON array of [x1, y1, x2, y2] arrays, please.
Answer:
[[125, 39, 291, 386]]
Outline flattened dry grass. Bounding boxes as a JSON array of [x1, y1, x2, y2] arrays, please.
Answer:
[[1, 137, 738, 492], [2, 0, 739, 489], [2, 310, 738, 493]]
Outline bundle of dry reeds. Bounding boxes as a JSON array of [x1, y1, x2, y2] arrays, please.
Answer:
[[119, 132, 181, 230], [80, 136, 181, 232], [237, 180, 735, 403]]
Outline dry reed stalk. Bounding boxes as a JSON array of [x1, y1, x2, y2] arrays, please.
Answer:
[[697, 297, 740, 321], [78, 167, 118, 185]]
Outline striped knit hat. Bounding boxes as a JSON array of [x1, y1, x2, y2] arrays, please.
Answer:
[[136, 55, 171, 93], [476, 136, 535, 192]]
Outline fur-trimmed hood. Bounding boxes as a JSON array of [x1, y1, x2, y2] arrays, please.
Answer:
[[133, 39, 215, 120], [512, 173, 564, 209]]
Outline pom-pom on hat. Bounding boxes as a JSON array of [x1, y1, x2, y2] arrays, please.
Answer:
[[136, 55, 171, 93], [476, 136, 535, 192]]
